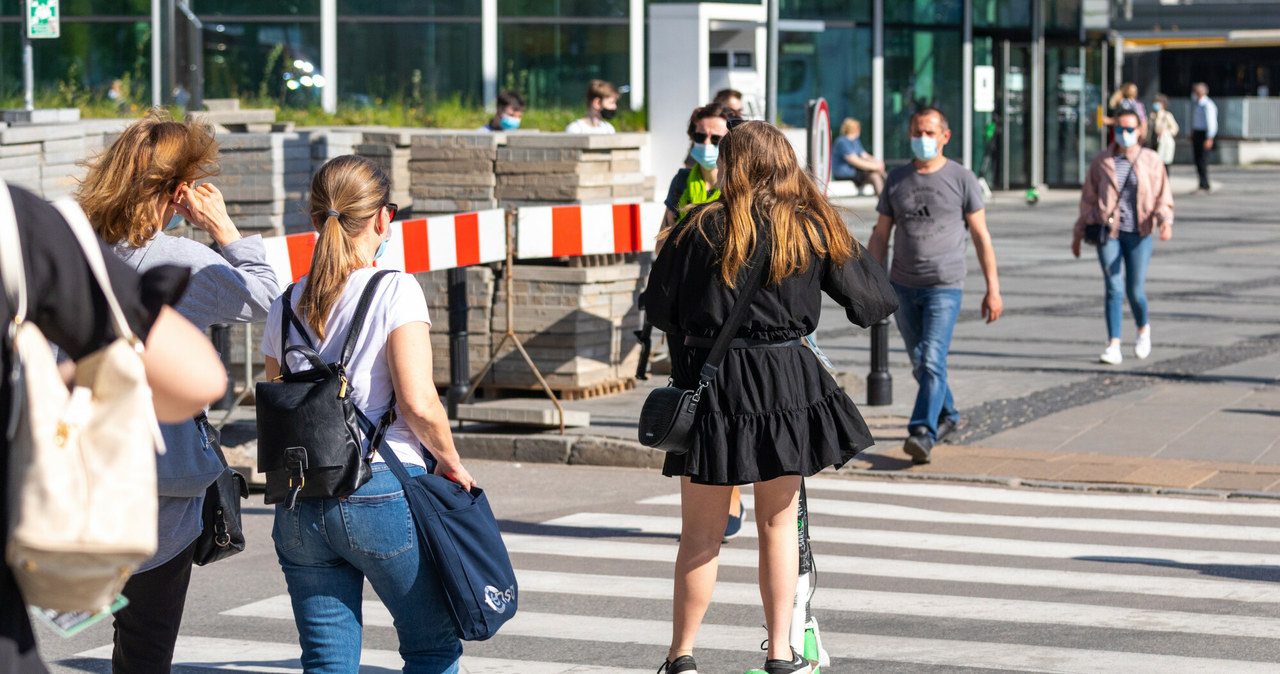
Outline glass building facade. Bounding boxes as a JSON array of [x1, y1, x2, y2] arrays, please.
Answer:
[[0, 0, 1106, 186]]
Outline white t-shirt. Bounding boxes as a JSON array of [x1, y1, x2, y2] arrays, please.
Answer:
[[261, 268, 432, 469], [565, 118, 615, 134]]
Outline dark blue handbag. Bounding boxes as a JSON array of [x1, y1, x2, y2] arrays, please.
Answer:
[[363, 416, 518, 641]]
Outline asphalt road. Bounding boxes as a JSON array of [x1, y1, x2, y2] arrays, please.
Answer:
[[36, 460, 1280, 673]]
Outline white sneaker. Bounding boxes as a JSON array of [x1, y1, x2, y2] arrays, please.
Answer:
[[1135, 329, 1151, 359], [1100, 342, 1123, 365]]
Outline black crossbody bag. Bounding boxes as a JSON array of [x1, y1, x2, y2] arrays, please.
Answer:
[[255, 270, 397, 509], [192, 412, 248, 565], [637, 238, 770, 454]]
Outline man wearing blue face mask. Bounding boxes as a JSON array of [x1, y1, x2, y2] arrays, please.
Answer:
[[480, 90, 525, 132], [868, 107, 1002, 465]]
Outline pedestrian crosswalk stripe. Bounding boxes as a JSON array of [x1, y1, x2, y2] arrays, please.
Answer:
[[801, 476, 1280, 517], [69, 635, 652, 673], [510, 569, 1280, 640], [217, 601, 1280, 673], [502, 533, 1280, 603], [639, 493, 1280, 542], [544, 512, 1280, 567]]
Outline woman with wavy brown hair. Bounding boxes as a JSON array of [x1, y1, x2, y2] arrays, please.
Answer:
[[77, 110, 280, 672], [645, 121, 898, 674]]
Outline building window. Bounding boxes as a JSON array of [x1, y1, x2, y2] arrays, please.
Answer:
[[337, 21, 481, 105], [499, 22, 630, 109], [883, 28, 963, 161], [203, 22, 321, 103]]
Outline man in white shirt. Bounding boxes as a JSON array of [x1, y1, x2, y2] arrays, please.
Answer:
[[1190, 82, 1218, 193], [565, 80, 618, 134]]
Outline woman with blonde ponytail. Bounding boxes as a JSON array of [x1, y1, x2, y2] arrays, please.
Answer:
[[261, 155, 471, 673]]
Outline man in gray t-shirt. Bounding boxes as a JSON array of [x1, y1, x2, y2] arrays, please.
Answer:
[[868, 107, 1003, 465]]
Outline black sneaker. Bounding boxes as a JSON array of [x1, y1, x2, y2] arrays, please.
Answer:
[[764, 648, 813, 674], [723, 500, 746, 542], [936, 417, 959, 444], [903, 432, 934, 465], [657, 655, 698, 673]]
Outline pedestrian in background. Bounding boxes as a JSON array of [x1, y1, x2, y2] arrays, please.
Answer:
[[713, 88, 745, 118], [831, 118, 887, 196], [1073, 109, 1174, 365], [1190, 82, 1218, 193], [1149, 93, 1179, 171], [868, 107, 1003, 465], [262, 155, 474, 673], [480, 90, 525, 132], [646, 120, 897, 674], [77, 111, 281, 673], [1, 184, 227, 674], [566, 79, 618, 134], [1103, 83, 1147, 144]]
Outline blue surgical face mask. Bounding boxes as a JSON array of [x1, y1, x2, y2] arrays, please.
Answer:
[[690, 143, 718, 170], [374, 233, 390, 260], [1117, 129, 1139, 148], [1152, 102, 1163, 111], [910, 136, 939, 161], [164, 213, 183, 231], [500, 115, 521, 130]]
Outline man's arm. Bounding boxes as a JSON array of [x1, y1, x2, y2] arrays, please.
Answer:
[[868, 213, 893, 265], [1205, 100, 1218, 149], [964, 208, 1003, 323]]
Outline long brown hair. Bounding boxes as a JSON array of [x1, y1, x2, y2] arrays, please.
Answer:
[[77, 109, 219, 246], [673, 120, 856, 287], [298, 155, 390, 340]]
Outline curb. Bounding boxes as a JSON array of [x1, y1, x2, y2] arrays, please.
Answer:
[[454, 433, 1280, 502]]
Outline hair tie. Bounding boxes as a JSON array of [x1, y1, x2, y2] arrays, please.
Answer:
[[325, 209, 341, 219]]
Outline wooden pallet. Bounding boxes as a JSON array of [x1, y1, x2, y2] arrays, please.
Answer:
[[476, 377, 635, 402]]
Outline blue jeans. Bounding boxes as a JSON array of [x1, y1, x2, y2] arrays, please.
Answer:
[[273, 464, 461, 674], [1096, 231, 1153, 340], [892, 283, 963, 440]]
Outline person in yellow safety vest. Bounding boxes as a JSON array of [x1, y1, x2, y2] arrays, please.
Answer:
[[655, 102, 746, 542]]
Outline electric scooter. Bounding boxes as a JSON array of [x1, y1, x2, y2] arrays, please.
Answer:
[[744, 480, 830, 674]]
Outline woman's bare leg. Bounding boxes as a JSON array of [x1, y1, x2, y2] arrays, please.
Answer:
[[669, 477, 733, 662], [753, 475, 802, 661]]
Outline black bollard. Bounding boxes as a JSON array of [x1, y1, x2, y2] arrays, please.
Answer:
[[208, 324, 235, 411], [445, 266, 470, 418], [867, 318, 892, 406]]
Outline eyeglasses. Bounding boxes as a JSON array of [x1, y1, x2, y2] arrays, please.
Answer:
[[385, 202, 398, 221], [1117, 126, 1137, 134], [691, 132, 723, 146]]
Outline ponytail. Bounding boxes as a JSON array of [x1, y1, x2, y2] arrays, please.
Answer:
[[296, 155, 391, 340]]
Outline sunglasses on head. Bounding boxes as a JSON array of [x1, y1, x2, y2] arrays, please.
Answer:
[[691, 131, 723, 145], [1117, 126, 1137, 134], [385, 202, 398, 221], [727, 117, 748, 131]]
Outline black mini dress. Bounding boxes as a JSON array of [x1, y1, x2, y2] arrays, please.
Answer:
[[644, 208, 898, 486]]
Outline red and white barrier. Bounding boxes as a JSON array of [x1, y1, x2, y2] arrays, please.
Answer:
[[263, 209, 506, 283], [517, 202, 665, 260]]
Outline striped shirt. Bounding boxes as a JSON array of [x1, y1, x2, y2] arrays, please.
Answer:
[[1114, 155, 1139, 233]]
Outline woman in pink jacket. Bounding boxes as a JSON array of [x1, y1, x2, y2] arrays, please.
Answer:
[[1072, 109, 1174, 365]]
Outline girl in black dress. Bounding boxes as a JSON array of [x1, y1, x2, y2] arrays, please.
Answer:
[[645, 121, 898, 674]]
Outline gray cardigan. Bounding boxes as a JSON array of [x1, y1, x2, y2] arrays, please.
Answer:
[[113, 231, 280, 570]]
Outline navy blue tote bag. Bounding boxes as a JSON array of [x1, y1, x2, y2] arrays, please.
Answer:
[[368, 422, 518, 641]]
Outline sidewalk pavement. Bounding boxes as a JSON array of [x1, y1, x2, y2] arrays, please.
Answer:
[[441, 164, 1280, 499]]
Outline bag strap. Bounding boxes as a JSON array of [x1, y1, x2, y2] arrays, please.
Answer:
[[340, 270, 395, 369], [194, 412, 229, 469], [277, 283, 316, 375], [0, 181, 27, 328], [697, 229, 771, 391], [52, 199, 138, 345]]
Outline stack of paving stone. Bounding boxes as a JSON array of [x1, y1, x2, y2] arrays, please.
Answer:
[[413, 266, 496, 386], [409, 132, 501, 215], [0, 117, 130, 201], [495, 133, 649, 207], [216, 132, 313, 237], [356, 129, 419, 218]]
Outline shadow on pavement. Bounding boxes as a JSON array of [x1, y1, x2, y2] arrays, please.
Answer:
[[1075, 557, 1280, 583], [497, 519, 679, 541]]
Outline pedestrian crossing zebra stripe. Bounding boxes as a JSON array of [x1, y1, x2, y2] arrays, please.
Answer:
[[544, 512, 1280, 567], [69, 636, 653, 673], [638, 493, 1280, 542], [213, 602, 1280, 674], [501, 533, 1280, 603], [800, 476, 1280, 517]]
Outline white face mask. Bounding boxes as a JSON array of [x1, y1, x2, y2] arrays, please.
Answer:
[[1117, 129, 1139, 148]]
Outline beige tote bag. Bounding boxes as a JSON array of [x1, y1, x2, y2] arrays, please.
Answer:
[[1, 185, 163, 612]]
